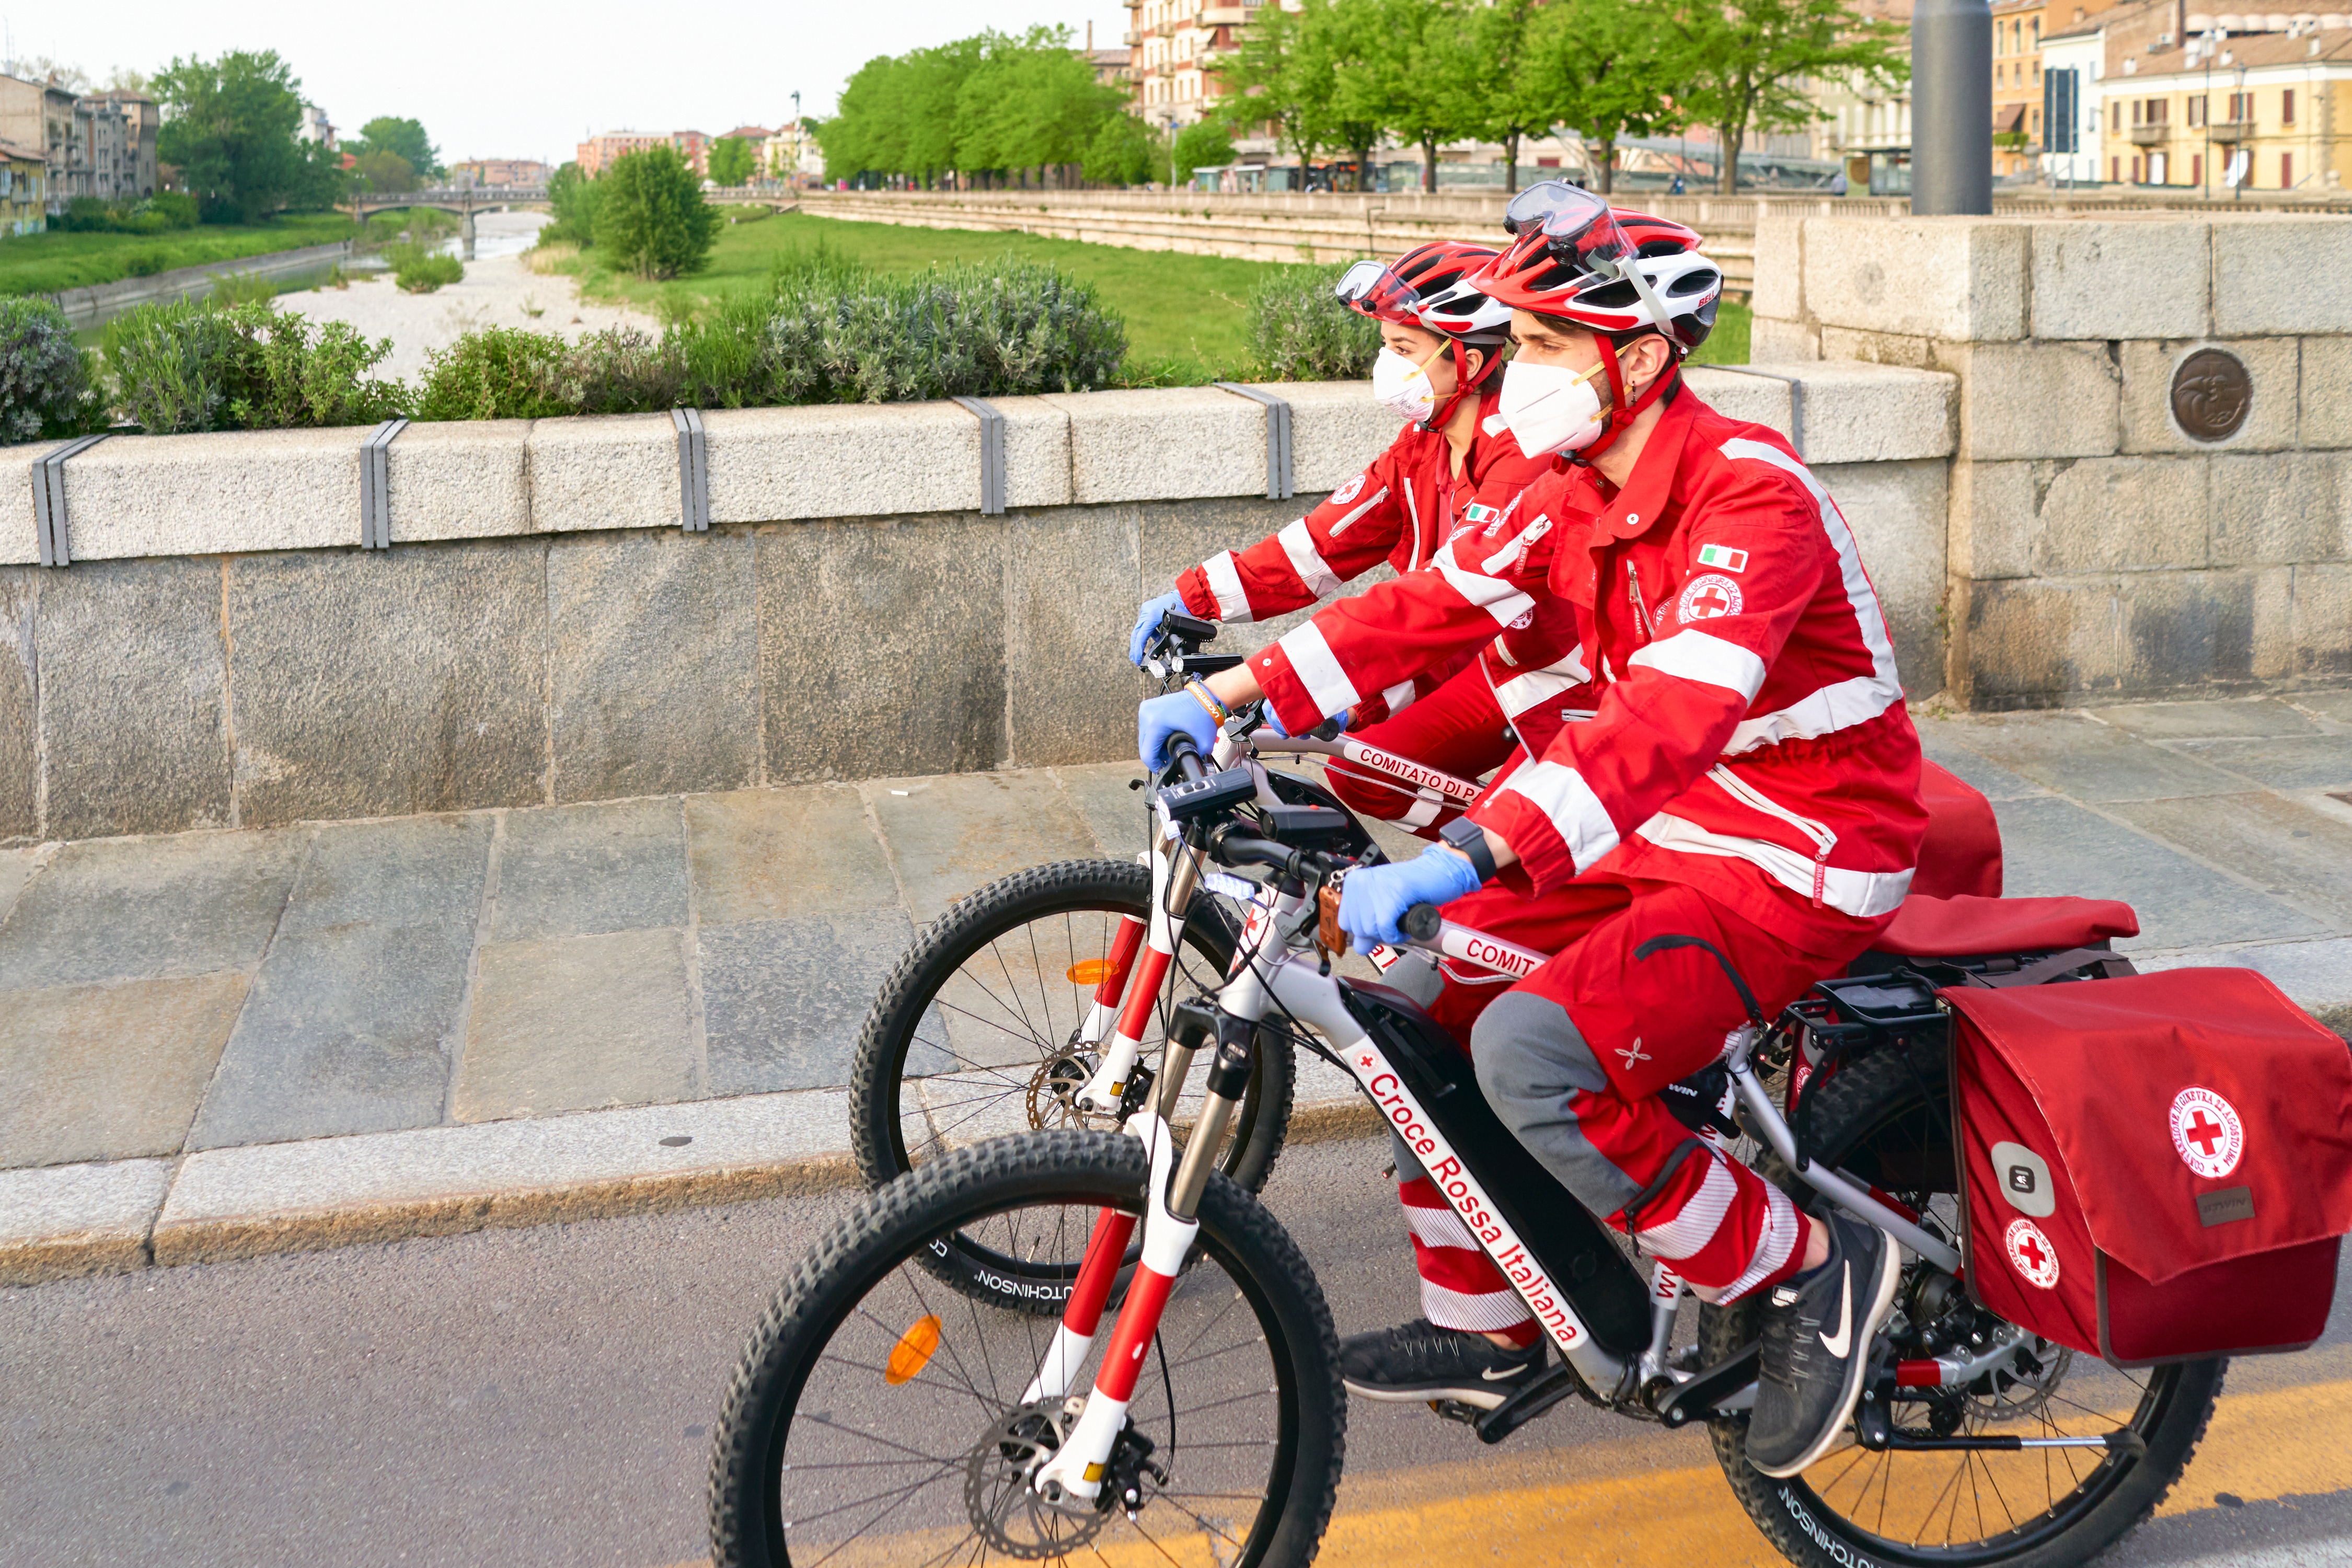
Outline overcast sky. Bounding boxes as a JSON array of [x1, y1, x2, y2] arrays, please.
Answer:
[[8, 0, 1132, 164]]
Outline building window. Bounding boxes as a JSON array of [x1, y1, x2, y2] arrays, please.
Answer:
[[2192, 152, 2203, 185], [2112, 155, 2121, 181], [2281, 89, 2295, 125], [2189, 95, 2204, 126], [2282, 151, 2294, 187], [2111, 102, 2122, 131], [2131, 155, 2142, 182]]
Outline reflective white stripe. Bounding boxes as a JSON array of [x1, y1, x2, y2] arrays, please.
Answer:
[[1495, 760, 1619, 871], [1399, 792, 1444, 828], [1200, 550, 1253, 623], [1325, 485, 1390, 538], [1715, 439, 1907, 752], [1478, 513, 1551, 575], [1402, 484, 1424, 571], [1719, 1182, 1803, 1302], [1433, 542, 1538, 627], [1489, 647, 1592, 721], [1277, 518, 1343, 599], [1403, 1201, 1480, 1252], [1636, 1154, 1738, 1259], [1635, 812, 1915, 918], [1627, 630, 1768, 700], [1379, 678, 1417, 715], [1275, 620, 1363, 716], [1420, 1278, 1538, 1333]]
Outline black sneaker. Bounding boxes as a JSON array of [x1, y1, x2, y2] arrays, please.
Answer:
[[1339, 1319, 1544, 1411], [1747, 1213, 1901, 1479]]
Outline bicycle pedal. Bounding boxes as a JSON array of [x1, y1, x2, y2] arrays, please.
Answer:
[[1428, 1398, 1485, 1427]]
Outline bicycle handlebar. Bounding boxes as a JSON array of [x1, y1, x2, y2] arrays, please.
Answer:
[[1400, 902, 1442, 942], [1162, 733, 1208, 785]]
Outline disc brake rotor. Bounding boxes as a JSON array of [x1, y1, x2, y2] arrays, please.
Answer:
[[1967, 1338, 2075, 1424], [962, 1399, 1104, 1558], [1024, 1037, 1115, 1134]]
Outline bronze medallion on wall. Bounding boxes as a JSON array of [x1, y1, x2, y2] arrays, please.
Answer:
[[2171, 348, 2253, 442]]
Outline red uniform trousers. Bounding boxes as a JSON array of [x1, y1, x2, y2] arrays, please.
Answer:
[[1393, 870, 1893, 1336], [1321, 662, 1517, 842]]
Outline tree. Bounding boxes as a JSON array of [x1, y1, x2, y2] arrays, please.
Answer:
[[16, 55, 90, 91], [353, 149, 416, 193], [1082, 112, 1164, 187], [1525, 0, 1690, 194], [1332, 0, 1482, 194], [351, 116, 442, 182], [543, 161, 602, 244], [708, 135, 756, 186], [1667, 0, 1906, 193], [1171, 122, 1235, 187], [103, 66, 151, 94], [1447, 0, 1550, 192], [955, 28, 1128, 187], [153, 50, 310, 223], [1214, 0, 1333, 178], [596, 146, 722, 279], [818, 29, 1132, 190]]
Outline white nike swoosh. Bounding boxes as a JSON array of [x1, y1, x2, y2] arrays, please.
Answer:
[[1818, 1267, 1853, 1358], [1480, 1365, 1524, 1381]]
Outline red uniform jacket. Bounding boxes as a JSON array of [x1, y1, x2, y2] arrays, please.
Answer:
[[1173, 387, 1558, 727], [1250, 385, 1928, 956]]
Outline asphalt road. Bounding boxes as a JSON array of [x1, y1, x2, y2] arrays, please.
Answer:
[[5, 1135, 2349, 1568]]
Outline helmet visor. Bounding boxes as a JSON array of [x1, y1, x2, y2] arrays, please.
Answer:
[[1502, 181, 1634, 280], [1331, 259, 1426, 327]]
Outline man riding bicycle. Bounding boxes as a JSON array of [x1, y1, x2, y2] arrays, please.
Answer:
[[1129, 240, 1594, 841], [1138, 187, 1928, 1480]]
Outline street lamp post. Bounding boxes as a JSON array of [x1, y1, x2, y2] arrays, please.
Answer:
[[1911, 0, 1994, 213], [1163, 112, 1180, 190]]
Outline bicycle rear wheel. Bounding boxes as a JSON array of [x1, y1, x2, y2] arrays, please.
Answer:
[[708, 1129, 1345, 1568], [1703, 1039, 2223, 1567]]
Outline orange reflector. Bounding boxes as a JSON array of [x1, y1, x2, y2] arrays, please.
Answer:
[[1067, 959, 1116, 986], [885, 1315, 942, 1385]]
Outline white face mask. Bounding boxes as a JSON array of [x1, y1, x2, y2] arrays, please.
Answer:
[[1371, 344, 1445, 425], [1496, 356, 1611, 457]]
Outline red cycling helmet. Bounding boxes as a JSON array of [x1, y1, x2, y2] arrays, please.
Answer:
[[1480, 183, 1722, 352], [1334, 241, 1515, 430]]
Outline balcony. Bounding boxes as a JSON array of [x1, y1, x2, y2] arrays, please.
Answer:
[[1156, 19, 1177, 36], [2127, 122, 2170, 145], [2206, 119, 2252, 141], [1202, 5, 1249, 21]]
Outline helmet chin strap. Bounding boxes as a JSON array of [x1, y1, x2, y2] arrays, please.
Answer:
[[1571, 340, 1676, 468], [1422, 340, 1496, 433]]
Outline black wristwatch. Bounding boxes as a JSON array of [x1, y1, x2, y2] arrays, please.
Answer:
[[1439, 817, 1498, 883]]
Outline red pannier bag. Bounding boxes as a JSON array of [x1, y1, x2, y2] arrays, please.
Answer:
[[1947, 967, 2352, 1366]]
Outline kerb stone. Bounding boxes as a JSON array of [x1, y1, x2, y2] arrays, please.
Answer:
[[2028, 220, 2211, 341], [990, 395, 1075, 509], [707, 402, 977, 524], [527, 413, 678, 533], [51, 427, 367, 561], [1252, 379, 1394, 495], [1045, 387, 1265, 503], [0, 1159, 171, 1285]]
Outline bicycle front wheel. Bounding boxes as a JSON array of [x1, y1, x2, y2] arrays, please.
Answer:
[[708, 1129, 1345, 1568]]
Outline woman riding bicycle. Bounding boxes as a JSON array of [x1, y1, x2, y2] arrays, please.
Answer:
[[1130, 239, 1595, 840], [1138, 187, 1929, 1481]]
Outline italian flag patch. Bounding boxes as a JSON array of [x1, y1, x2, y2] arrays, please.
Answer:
[[1696, 544, 1749, 573], [1464, 502, 1501, 526]]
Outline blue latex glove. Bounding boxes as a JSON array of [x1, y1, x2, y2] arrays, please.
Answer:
[[1263, 705, 1349, 739], [1336, 847, 1483, 949], [1129, 590, 1189, 666], [1138, 689, 1220, 771]]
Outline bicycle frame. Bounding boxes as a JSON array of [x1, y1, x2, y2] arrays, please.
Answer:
[[1031, 810, 1966, 1506]]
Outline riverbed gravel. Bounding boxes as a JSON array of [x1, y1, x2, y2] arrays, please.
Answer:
[[274, 212, 661, 384]]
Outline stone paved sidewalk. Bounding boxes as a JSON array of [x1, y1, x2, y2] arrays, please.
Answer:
[[3, 693, 2349, 1283]]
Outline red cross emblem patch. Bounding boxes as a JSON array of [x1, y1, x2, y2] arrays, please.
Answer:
[[2169, 1087, 2244, 1179], [2003, 1217, 2060, 1290], [1676, 572, 1744, 623]]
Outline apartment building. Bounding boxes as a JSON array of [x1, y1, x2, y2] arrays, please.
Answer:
[[450, 158, 551, 188], [1127, 0, 1262, 130], [0, 138, 43, 234], [1991, 0, 2053, 174], [66, 92, 157, 202], [577, 131, 665, 175], [762, 121, 824, 186], [670, 130, 710, 176], [1804, 0, 1918, 191], [0, 73, 71, 213], [297, 102, 335, 148]]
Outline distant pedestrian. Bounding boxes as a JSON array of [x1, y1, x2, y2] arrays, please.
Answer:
[[1669, 173, 1685, 195]]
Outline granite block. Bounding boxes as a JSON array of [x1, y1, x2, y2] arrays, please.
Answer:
[[50, 427, 366, 560], [2304, 336, 2352, 451], [990, 394, 1076, 510], [454, 927, 697, 1121], [865, 769, 1100, 923], [492, 795, 687, 942], [185, 814, 493, 1150], [2209, 451, 2347, 569], [1800, 217, 2029, 341], [1815, 458, 1946, 699], [0, 569, 32, 842], [223, 543, 547, 826], [1947, 460, 2037, 582], [0, 972, 249, 1166], [1788, 362, 1956, 465], [37, 557, 232, 838], [0, 1158, 171, 1284], [2120, 339, 2298, 456], [1684, 368, 1792, 437], [2166, 734, 2352, 791], [2028, 220, 2211, 341], [2211, 217, 2352, 337], [2107, 792, 2352, 930], [757, 515, 1007, 783], [687, 783, 900, 925], [1005, 503, 1147, 767], [1947, 341, 2120, 463], [547, 527, 759, 802], [700, 907, 918, 1093], [1044, 387, 1265, 504], [526, 413, 678, 533], [706, 401, 978, 524], [1268, 380, 1396, 495], [386, 419, 532, 543], [2035, 457, 2208, 573], [0, 828, 305, 990]]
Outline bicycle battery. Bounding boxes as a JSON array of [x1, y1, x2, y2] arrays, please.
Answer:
[[1342, 984, 1652, 1357]]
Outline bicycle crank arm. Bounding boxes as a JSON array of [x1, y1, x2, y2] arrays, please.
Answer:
[[1654, 1340, 1761, 1427]]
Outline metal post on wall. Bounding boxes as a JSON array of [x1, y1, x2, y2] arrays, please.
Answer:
[[1911, 0, 1994, 214]]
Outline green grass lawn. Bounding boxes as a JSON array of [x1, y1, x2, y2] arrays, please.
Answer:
[[0, 212, 358, 297], [559, 210, 1753, 379]]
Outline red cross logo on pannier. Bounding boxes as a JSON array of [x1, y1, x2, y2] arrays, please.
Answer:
[[2167, 1086, 2245, 1179]]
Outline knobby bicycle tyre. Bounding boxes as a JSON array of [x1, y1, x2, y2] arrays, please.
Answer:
[[708, 1129, 1345, 1568]]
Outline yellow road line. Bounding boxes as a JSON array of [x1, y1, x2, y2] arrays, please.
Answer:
[[658, 1369, 2352, 1567]]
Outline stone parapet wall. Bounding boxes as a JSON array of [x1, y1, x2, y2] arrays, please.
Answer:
[[1753, 214, 2352, 707], [0, 367, 1952, 846]]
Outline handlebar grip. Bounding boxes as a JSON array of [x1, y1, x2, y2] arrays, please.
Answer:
[[1164, 733, 1207, 783], [1399, 903, 1442, 942]]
